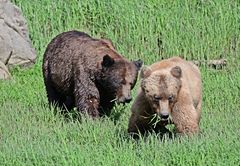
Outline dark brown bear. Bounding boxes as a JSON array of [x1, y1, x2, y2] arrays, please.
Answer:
[[42, 30, 142, 118]]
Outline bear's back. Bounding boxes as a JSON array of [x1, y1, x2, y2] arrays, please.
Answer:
[[43, 30, 129, 96]]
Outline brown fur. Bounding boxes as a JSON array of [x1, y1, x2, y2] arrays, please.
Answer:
[[128, 56, 202, 137], [42, 30, 142, 118]]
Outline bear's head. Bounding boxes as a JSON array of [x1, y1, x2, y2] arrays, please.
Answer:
[[99, 55, 143, 104], [141, 66, 182, 122]]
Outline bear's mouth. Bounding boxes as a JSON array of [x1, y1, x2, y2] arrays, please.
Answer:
[[110, 98, 127, 105], [160, 118, 168, 122], [110, 98, 118, 103], [110, 95, 132, 105], [115, 100, 127, 105], [156, 114, 173, 124], [116, 96, 132, 104], [160, 116, 173, 124]]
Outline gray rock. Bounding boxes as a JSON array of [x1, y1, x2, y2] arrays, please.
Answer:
[[0, 0, 36, 79], [0, 61, 11, 79]]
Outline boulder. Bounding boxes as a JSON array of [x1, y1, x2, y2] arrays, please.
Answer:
[[0, 61, 11, 79], [0, 0, 36, 79]]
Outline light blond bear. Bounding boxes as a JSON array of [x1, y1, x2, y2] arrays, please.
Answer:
[[128, 57, 202, 137]]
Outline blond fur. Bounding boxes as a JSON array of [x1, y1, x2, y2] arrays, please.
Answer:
[[128, 56, 202, 136]]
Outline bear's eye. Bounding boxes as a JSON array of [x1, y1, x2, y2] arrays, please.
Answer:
[[153, 95, 162, 101], [168, 95, 174, 102]]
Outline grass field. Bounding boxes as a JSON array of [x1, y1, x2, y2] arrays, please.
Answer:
[[0, 0, 240, 165]]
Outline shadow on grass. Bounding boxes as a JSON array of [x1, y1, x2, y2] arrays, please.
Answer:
[[117, 124, 204, 144], [44, 102, 128, 124]]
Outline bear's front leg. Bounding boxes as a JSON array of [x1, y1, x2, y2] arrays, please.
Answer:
[[74, 74, 100, 118], [128, 112, 152, 138], [128, 113, 141, 137], [172, 103, 200, 135]]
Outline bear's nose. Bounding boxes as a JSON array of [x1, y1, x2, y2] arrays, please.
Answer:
[[125, 97, 132, 103], [160, 113, 169, 119]]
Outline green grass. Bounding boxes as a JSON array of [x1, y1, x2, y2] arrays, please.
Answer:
[[0, 0, 240, 165]]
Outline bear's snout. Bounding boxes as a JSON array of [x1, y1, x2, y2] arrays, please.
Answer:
[[118, 96, 132, 104], [116, 85, 132, 104], [124, 96, 132, 103], [159, 112, 169, 120]]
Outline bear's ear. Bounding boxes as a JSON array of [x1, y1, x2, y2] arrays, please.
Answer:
[[171, 66, 182, 78], [140, 66, 152, 78], [102, 54, 115, 67], [133, 59, 143, 71]]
